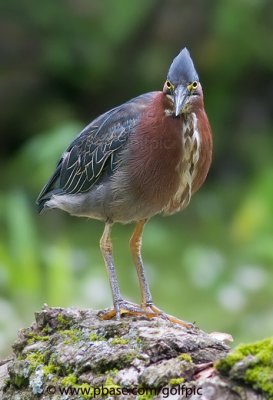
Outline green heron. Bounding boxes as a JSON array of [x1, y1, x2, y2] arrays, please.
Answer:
[[37, 48, 212, 328]]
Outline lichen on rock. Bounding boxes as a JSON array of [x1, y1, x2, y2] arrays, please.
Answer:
[[0, 305, 267, 400]]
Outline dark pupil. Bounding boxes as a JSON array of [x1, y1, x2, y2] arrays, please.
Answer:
[[192, 82, 197, 88]]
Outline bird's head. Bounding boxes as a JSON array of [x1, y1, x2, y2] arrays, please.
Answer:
[[163, 48, 203, 117]]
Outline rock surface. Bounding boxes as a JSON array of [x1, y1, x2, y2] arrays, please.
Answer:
[[0, 306, 267, 399]]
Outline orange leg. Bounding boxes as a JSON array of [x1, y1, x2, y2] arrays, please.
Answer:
[[129, 220, 153, 306], [130, 220, 194, 329], [98, 222, 155, 320]]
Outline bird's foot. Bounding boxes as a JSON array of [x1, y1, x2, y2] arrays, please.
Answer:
[[98, 301, 194, 329], [142, 303, 194, 329], [98, 300, 156, 321]]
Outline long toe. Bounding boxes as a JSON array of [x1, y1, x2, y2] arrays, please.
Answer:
[[143, 304, 194, 329], [98, 301, 156, 321], [98, 307, 117, 320]]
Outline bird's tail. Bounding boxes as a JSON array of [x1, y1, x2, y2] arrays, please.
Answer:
[[36, 188, 63, 214], [36, 163, 62, 213], [36, 197, 49, 214]]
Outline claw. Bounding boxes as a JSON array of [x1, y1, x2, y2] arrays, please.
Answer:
[[142, 304, 194, 329]]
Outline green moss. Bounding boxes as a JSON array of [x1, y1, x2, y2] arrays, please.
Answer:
[[12, 374, 28, 389], [89, 333, 98, 341], [61, 373, 78, 386], [59, 376, 119, 398], [137, 387, 159, 400], [26, 351, 46, 372], [60, 376, 95, 399], [137, 394, 153, 400], [111, 336, 128, 345], [89, 333, 106, 342], [27, 334, 49, 344], [216, 337, 273, 397], [26, 350, 62, 380], [169, 377, 185, 385], [97, 350, 134, 372], [57, 314, 67, 324], [42, 325, 51, 334], [59, 328, 83, 344], [77, 383, 94, 399], [57, 314, 72, 328], [122, 352, 135, 364], [42, 362, 60, 376], [104, 376, 120, 389], [111, 368, 119, 376], [105, 368, 119, 377], [178, 353, 192, 363], [245, 366, 273, 397]]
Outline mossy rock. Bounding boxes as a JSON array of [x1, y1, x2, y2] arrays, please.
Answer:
[[3, 305, 268, 400], [216, 337, 273, 398]]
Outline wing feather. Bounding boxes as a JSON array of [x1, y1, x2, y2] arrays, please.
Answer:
[[36, 92, 155, 208]]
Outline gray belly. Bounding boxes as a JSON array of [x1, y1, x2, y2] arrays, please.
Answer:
[[45, 177, 161, 224]]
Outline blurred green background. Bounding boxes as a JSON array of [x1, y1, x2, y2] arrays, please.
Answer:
[[1, 0, 273, 357]]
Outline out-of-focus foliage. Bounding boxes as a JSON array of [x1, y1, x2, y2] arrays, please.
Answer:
[[0, 0, 273, 356]]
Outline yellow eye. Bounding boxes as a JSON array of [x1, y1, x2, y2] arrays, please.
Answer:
[[166, 80, 173, 90], [188, 81, 198, 91], [192, 81, 198, 89]]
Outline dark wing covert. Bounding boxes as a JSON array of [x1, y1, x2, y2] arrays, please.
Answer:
[[36, 93, 154, 207]]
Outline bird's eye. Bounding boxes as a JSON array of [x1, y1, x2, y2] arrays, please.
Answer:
[[187, 81, 198, 92], [192, 81, 198, 89], [166, 80, 173, 90]]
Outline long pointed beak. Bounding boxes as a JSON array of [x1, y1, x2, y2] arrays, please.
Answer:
[[174, 85, 189, 116]]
